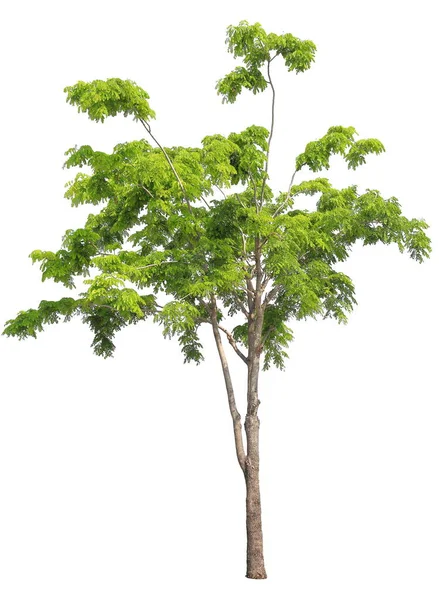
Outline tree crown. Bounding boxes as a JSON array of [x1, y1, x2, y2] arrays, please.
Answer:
[[3, 21, 431, 370]]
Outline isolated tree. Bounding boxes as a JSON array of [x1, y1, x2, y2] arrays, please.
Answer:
[[3, 22, 431, 579]]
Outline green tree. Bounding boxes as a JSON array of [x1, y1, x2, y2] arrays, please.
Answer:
[[3, 22, 431, 579]]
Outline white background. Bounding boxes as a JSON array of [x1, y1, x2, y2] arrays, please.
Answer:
[[0, 0, 438, 598]]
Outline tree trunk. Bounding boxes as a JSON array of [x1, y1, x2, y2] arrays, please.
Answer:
[[243, 246, 267, 579], [245, 414, 267, 579]]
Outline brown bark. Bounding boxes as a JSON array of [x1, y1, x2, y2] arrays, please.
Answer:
[[244, 242, 267, 578], [210, 242, 268, 578], [210, 298, 246, 472], [245, 415, 267, 579]]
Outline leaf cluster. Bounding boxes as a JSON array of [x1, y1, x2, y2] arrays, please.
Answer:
[[295, 126, 385, 172], [217, 21, 316, 103], [64, 78, 156, 123]]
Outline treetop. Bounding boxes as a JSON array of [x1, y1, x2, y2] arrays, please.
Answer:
[[217, 21, 317, 103]]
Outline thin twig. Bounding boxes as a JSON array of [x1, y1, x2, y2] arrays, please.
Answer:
[[133, 260, 178, 270], [233, 297, 250, 319], [214, 185, 227, 200], [200, 196, 211, 209], [139, 184, 154, 198]]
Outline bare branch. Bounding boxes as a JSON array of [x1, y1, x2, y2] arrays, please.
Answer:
[[209, 296, 246, 472], [260, 58, 276, 206], [246, 277, 256, 294], [261, 272, 271, 291], [237, 226, 248, 260], [197, 195, 211, 210], [224, 290, 250, 319], [242, 284, 256, 298], [262, 284, 283, 308], [198, 299, 249, 359], [214, 185, 227, 200], [139, 184, 154, 198], [273, 169, 298, 218], [235, 298, 250, 319], [218, 324, 249, 365], [244, 278, 256, 314]]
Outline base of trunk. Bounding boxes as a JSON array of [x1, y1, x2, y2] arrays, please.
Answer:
[[246, 569, 267, 579], [245, 414, 267, 580]]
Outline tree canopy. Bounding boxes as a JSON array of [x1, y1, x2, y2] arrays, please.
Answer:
[[3, 21, 431, 372]]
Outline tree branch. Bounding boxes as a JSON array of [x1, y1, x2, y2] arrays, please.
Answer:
[[198, 299, 249, 362], [139, 184, 154, 198], [236, 299, 250, 319], [273, 169, 298, 218], [245, 279, 256, 313], [261, 272, 271, 291], [262, 283, 283, 309], [209, 296, 246, 472], [214, 185, 227, 200], [227, 291, 250, 319], [200, 195, 211, 209], [139, 118, 192, 213], [218, 324, 249, 365], [260, 57, 276, 206]]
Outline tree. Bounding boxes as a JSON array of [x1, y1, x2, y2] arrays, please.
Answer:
[[3, 21, 431, 579]]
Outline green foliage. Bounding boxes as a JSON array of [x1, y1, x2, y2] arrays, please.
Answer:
[[201, 134, 240, 188], [225, 21, 271, 67], [261, 306, 294, 371], [153, 301, 204, 364], [264, 182, 429, 332], [268, 33, 317, 73], [296, 126, 385, 172], [228, 126, 269, 184], [29, 228, 101, 288], [4, 21, 431, 371], [82, 305, 127, 358], [216, 66, 269, 104], [217, 21, 316, 103], [3, 298, 80, 339], [64, 78, 156, 123]]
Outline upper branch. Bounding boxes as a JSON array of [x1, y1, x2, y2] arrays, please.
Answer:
[[139, 118, 192, 213], [273, 169, 298, 218], [259, 57, 276, 206]]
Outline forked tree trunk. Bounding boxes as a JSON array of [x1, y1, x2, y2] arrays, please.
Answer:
[[209, 291, 267, 578], [245, 414, 267, 579]]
